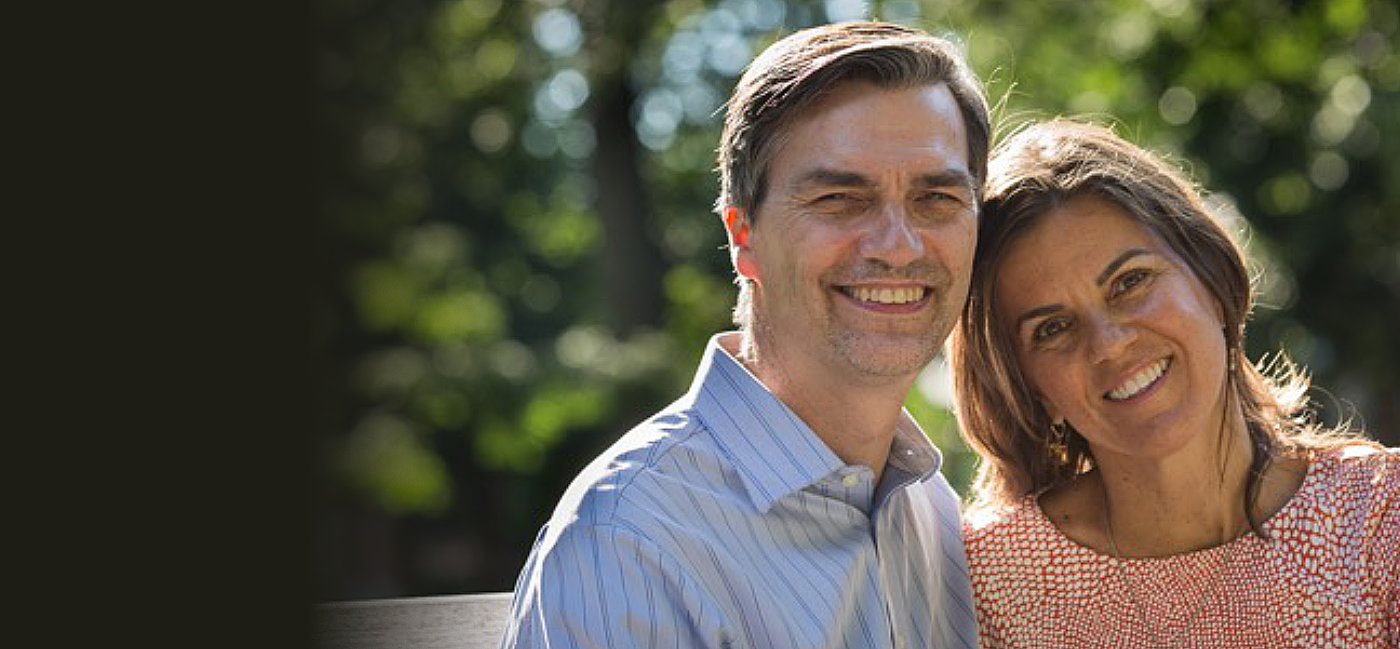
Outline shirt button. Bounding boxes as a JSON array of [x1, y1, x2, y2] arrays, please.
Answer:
[[841, 474, 859, 487]]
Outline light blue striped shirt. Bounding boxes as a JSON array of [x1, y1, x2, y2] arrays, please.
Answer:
[[501, 333, 977, 649]]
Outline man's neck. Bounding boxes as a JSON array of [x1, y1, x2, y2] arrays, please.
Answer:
[[724, 333, 917, 483]]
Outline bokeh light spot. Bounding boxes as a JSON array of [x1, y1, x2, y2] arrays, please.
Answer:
[[360, 125, 403, 167], [1242, 82, 1283, 122], [557, 119, 596, 159], [1104, 12, 1154, 60], [824, 0, 869, 23], [1158, 86, 1197, 125], [707, 32, 752, 77], [1311, 104, 1355, 146], [532, 8, 583, 57], [1260, 173, 1311, 215], [522, 274, 562, 313], [1309, 151, 1349, 190], [521, 120, 558, 158], [546, 69, 590, 112], [471, 108, 513, 153], [340, 413, 451, 514], [1330, 74, 1371, 116]]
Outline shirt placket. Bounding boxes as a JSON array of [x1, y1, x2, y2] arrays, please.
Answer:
[[824, 465, 909, 649], [874, 488, 912, 649]]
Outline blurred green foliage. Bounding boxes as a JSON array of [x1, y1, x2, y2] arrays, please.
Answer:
[[314, 0, 1400, 599]]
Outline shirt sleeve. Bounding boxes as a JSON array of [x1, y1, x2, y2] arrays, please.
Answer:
[[500, 521, 727, 649]]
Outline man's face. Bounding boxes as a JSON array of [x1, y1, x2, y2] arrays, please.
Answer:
[[737, 81, 977, 385]]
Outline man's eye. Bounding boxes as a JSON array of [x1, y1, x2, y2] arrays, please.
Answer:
[[810, 193, 867, 214], [1032, 318, 1069, 342], [1111, 269, 1151, 297], [912, 191, 971, 220], [916, 191, 957, 204]]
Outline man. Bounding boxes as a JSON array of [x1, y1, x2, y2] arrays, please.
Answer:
[[501, 21, 990, 649]]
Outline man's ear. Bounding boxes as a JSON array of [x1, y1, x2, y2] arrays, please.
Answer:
[[724, 206, 759, 281]]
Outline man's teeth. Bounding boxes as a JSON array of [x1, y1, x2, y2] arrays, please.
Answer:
[[848, 286, 925, 304], [1107, 358, 1170, 401]]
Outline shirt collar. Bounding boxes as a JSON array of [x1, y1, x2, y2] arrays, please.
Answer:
[[681, 332, 943, 514], [875, 415, 943, 509], [889, 414, 943, 480]]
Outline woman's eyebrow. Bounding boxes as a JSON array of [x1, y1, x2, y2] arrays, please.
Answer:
[[1095, 249, 1150, 286], [1015, 304, 1061, 333]]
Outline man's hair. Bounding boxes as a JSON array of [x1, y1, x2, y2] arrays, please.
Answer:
[[950, 119, 1374, 531], [716, 22, 991, 329]]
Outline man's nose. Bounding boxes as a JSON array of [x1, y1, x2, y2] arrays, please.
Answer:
[[859, 204, 925, 268]]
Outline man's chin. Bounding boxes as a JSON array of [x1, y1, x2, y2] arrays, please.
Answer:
[[832, 332, 938, 379]]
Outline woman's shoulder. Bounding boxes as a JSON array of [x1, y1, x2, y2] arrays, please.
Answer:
[[1262, 443, 1399, 612], [962, 495, 1039, 543], [1309, 443, 1399, 502], [962, 490, 1098, 575], [963, 474, 1107, 544], [1269, 443, 1398, 555], [961, 484, 1121, 633]]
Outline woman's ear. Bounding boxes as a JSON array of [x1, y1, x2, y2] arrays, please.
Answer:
[[724, 206, 759, 281], [1039, 398, 1063, 427]]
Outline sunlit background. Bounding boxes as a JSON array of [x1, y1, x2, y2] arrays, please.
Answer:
[[313, 0, 1400, 602]]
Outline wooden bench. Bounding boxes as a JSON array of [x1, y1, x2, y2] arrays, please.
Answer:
[[315, 592, 513, 649]]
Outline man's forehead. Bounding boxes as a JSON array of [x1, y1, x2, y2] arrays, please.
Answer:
[[775, 83, 966, 154]]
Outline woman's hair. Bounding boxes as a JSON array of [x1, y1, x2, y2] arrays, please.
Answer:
[[950, 119, 1370, 527]]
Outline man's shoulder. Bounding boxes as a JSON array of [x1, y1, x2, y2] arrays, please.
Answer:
[[545, 401, 729, 533], [502, 402, 735, 648]]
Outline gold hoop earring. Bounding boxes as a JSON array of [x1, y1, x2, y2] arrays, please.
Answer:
[[1048, 419, 1069, 465]]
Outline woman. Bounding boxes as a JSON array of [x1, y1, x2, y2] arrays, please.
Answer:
[[950, 119, 1397, 648]]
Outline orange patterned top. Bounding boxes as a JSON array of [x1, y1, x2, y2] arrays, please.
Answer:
[[964, 446, 1399, 648]]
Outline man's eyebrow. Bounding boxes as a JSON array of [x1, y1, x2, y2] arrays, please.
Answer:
[[792, 168, 872, 189], [791, 167, 976, 193], [914, 169, 976, 193], [1095, 249, 1150, 286]]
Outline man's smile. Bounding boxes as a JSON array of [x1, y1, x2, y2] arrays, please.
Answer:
[[835, 283, 932, 313]]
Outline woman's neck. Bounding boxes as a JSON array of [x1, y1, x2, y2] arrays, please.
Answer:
[[1094, 425, 1255, 556], [1041, 416, 1310, 558], [1040, 406, 1257, 557]]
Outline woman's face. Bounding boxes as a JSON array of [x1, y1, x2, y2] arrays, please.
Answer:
[[993, 195, 1229, 464]]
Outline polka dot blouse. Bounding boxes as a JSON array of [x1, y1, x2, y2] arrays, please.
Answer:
[[964, 446, 1399, 648]]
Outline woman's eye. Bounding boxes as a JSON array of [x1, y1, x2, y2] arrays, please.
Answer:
[[1032, 318, 1069, 342], [1112, 269, 1151, 297]]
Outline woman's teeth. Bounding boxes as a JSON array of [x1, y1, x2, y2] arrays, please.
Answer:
[[1107, 358, 1170, 401]]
